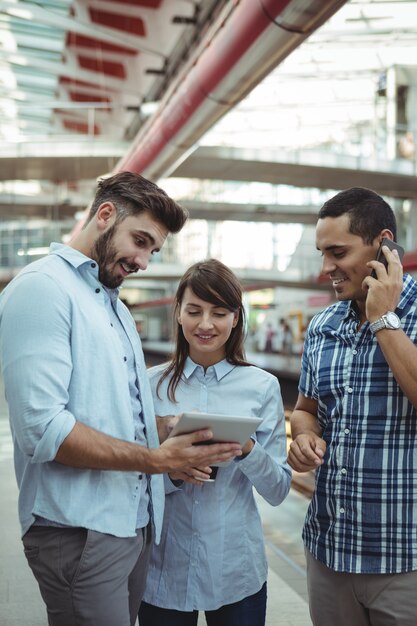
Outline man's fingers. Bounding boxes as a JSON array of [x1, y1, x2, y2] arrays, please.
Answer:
[[192, 442, 242, 465], [183, 429, 242, 462], [172, 471, 206, 486], [187, 428, 214, 444], [288, 450, 318, 472], [161, 430, 242, 472], [288, 436, 325, 472]]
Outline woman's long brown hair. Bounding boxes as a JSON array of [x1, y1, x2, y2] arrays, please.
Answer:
[[156, 259, 250, 401]]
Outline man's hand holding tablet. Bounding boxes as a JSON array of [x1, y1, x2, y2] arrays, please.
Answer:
[[169, 412, 262, 479]]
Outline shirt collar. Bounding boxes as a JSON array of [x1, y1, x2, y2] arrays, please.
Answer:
[[49, 242, 120, 297], [340, 300, 358, 322], [49, 242, 94, 269], [183, 356, 235, 381]]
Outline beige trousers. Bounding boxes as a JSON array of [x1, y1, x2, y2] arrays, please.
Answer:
[[305, 548, 417, 626]]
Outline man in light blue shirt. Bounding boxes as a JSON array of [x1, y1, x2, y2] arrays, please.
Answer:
[[0, 172, 242, 626]]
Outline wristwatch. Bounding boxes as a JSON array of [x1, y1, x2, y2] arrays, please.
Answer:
[[369, 311, 401, 334]]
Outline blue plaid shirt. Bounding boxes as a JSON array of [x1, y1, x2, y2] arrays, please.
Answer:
[[299, 273, 417, 574]]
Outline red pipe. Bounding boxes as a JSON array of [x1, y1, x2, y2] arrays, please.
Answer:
[[116, 0, 318, 176], [70, 0, 345, 238]]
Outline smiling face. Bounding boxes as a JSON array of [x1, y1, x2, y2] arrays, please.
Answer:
[[92, 210, 168, 289], [316, 214, 381, 309], [178, 287, 239, 368]]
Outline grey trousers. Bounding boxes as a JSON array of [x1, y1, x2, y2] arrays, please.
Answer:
[[306, 549, 417, 626], [23, 524, 152, 626]]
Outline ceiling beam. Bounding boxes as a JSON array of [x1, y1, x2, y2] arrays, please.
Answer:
[[172, 145, 417, 199], [182, 199, 318, 224]]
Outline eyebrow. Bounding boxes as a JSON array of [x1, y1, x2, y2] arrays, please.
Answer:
[[316, 244, 346, 252]]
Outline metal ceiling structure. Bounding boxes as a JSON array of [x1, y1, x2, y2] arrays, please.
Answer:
[[0, 0, 226, 143], [171, 144, 417, 199], [2, 0, 417, 279], [0, 0, 347, 215]]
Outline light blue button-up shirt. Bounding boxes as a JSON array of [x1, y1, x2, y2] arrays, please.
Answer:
[[143, 358, 291, 611], [101, 287, 149, 529], [0, 243, 164, 540]]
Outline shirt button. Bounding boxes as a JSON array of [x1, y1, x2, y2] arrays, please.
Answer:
[[341, 468, 347, 475], [194, 500, 199, 505], [352, 349, 357, 355], [340, 507, 345, 514], [344, 428, 350, 434], [347, 387, 353, 393], [110, 323, 113, 327], [91, 262, 96, 268], [123, 356, 127, 362], [138, 474, 143, 480], [95, 288, 100, 294]]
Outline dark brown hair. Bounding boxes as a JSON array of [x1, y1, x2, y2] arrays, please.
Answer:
[[85, 171, 188, 233], [157, 259, 250, 401]]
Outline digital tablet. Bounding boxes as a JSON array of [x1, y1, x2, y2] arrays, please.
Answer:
[[169, 412, 262, 466]]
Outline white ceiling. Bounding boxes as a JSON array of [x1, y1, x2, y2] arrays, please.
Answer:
[[0, 0, 221, 142], [2, 0, 417, 222]]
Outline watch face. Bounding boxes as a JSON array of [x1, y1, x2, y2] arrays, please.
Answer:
[[385, 312, 401, 329]]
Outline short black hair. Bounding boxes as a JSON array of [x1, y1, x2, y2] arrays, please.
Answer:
[[318, 187, 397, 244]]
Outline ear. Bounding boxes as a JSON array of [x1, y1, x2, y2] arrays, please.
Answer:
[[96, 202, 117, 230], [376, 228, 395, 243], [232, 311, 239, 328]]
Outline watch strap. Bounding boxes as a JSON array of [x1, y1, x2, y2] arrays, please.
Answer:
[[369, 311, 400, 334], [369, 317, 386, 333]]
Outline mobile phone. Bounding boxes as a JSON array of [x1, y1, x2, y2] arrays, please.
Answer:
[[371, 237, 405, 278]]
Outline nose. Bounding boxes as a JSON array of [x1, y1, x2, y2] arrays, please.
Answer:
[[198, 313, 214, 330], [134, 251, 151, 271], [321, 255, 336, 276]]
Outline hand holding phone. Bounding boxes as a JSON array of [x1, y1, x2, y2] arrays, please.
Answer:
[[370, 237, 404, 278]]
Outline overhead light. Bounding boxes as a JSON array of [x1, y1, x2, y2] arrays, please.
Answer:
[[140, 101, 160, 117], [4, 7, 33, 20]]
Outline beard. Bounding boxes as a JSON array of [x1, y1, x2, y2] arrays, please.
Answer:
[[91, 224, 130, 289]]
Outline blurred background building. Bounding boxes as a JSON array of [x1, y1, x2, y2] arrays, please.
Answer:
[[2, 4, 417, 623], [1, 0, 417, 355]]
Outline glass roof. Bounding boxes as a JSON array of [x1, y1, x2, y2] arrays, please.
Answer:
[[202, 0, 417, 157]]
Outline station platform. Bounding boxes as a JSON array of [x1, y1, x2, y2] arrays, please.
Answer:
[[0, 374, 312, 626]]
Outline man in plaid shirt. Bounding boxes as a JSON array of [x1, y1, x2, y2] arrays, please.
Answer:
[[289, 187, 417, 626]]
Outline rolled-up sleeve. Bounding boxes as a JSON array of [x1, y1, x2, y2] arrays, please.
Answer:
[[0, 272, 76, 462]]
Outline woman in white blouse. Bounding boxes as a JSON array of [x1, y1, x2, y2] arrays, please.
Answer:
[[139, 259, 291, 626]]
